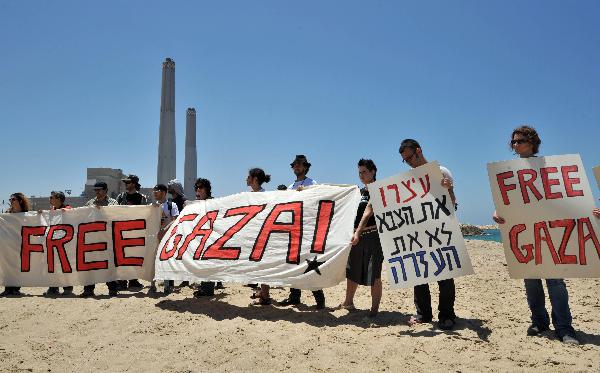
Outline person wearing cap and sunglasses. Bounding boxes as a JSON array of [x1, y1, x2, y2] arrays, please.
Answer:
[[0, 193, 30, 297], [353, 139, 458, 330], [81, 182, 119, 297], [43, 191, 74, 297], [492, 125, 581, 345], [116, 174, 148, 290], [278, 155, 326, 310]]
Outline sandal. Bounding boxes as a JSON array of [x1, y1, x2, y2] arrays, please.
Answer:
[[336, 303, 357, 311], [250, 297, 272, 306]]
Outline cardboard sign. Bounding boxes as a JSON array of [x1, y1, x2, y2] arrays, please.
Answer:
[[368, 161, 473, 288], [488, 154, 600, 278]]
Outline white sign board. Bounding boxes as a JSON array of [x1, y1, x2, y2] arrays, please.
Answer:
[[488, 154, 600, 278], [368, 161, 473, 288]]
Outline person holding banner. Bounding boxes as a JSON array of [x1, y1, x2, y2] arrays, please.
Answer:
[[43, 191, 74, 297], [81, 181, 119, 297], [492, 125, 580, 344], [353, 139, 458, 329], [193, 178, 220, 298], [149, 184, 179, 295], [341, 159, 384, 318], [0, 193, 30, 297], [246, 168, 274, 306], [278, 155, 326, 310]]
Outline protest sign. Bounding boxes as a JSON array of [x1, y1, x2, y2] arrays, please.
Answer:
[[488, 154, 600, 278], [0, 205, 160, 286], [155, 185, 360, 290], [368, 161, 473, 289]]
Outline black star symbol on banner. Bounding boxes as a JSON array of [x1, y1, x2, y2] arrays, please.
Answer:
[[304, 256, 325, 275]]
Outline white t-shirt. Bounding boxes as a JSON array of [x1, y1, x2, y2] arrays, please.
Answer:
[[157, 200, 179, 227], [289, 177, 317, 190]]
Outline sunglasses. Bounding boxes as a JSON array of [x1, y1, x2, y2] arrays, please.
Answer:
[[511, 139, 528, 145], [9, 197, 17, 202]]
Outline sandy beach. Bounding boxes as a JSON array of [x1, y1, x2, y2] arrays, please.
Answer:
[[1, 240, 599, 372]]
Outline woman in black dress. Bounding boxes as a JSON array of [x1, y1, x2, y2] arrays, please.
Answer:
[[339, 159, 383, 318]]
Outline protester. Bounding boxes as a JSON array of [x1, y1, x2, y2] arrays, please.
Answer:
[[167, 179, 187, 212], [278, 155, 326, 310], [192, 178, 221, 297], [492, 125, 580, 345], [149, 184, 179, 294], [340, 159, 383, 319], [44, 191, 74, 297], [0, 193, 30, 297], [354, 140, 458, 329], [246, 168, 272, 306], [117, 174, 147, 290], [81, 181, 118, 297]]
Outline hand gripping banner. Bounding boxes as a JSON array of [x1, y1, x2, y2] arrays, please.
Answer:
[[155, 185, 360, 290], [0, 205, 160, 287]]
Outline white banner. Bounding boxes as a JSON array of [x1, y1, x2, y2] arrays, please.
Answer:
[[0, 205, 160, 286], [155, 185, 360, 290], [368, 162, 474, 288], [488, 154, 600, 279]]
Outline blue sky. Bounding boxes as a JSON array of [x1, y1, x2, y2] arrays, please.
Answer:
[[0, 1, 599, 223]]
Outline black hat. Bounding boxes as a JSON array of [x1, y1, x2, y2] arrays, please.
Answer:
[[290, 154, 311, 167], [93, 181, 108, 190], [153, 184, 168, 192]]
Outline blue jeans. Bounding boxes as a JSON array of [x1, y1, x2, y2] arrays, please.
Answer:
[[524, 279, 576, 338]]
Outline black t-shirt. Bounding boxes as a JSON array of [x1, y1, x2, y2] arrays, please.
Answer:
[[172, 195, 186, 212], [118, 192, 145, 206], [355, 187, 376, 229]]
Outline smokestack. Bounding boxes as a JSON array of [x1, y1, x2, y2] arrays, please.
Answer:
[[184, 107, 197, 198], [157, 57, 176, 185]]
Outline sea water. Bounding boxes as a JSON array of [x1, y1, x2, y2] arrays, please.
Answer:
[[466, 229, 502, 243]]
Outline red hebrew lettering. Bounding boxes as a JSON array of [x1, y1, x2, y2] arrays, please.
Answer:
[[418, 175, 431, 197], [172, 210, 218, 259], [401, 180, 417, 202], [540, 167, 563, 200], [517, 169, 543, 204], [311, 201, 335, 254], [21, 226, 46, 272], [202, 205, 266, 260], [387, 184, 400, 203], [76, 222, 108, 271], [251, 202, 303, 264], [497, 171, 516, 205], [548, 219, 576, 264], [533, 221, 560, 265], [159, 213, 198, 261], [112, 220, 146, 267], [509, 224, 533, 263], [46, 224, 74, 273], [379, 187, 387, 208], [577, 217, 600, 265], [562, 165, 584, 197]]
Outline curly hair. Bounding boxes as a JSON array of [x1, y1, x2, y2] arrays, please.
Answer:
[[9, 192, 30, 212], [510, 125, 541, 154], [194, 178, 212, 198]]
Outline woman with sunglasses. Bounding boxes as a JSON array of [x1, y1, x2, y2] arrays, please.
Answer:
[[1, 193, 31, 296], [492, 125, 580, 345]]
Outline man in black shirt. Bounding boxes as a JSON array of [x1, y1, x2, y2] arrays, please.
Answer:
[[117, 174, 148, 290]]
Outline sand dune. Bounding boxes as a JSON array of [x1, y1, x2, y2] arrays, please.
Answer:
[[1, 240, 599, 372]]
